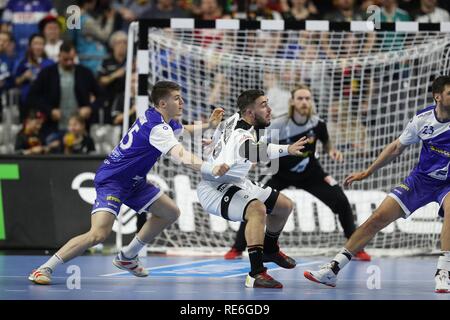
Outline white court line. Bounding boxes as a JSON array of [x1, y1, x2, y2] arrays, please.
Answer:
[[0, 275, 153, 280], [134, 290, 157, 293], [260, 292, 285, 294], [0, 274, 439, 283], [100, 258, 218, 277], [223, 261, 323, 278], [91, 290, 113, 293], [5, 289, 26, 292]]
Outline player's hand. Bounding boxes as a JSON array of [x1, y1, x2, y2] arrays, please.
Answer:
[[344, 170, 370, 187], [202, 138, 213, 147], [208, 108, 224, 129], [288, 136, 307, 156], [329, 148, 343, 162], [212, 163, 230, 177]]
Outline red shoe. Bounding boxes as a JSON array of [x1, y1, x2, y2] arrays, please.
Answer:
[[224, 247, 243, 260], [263, 250, 296, 269], [245, 271, 283, 288], [353, 250, 371, 261]]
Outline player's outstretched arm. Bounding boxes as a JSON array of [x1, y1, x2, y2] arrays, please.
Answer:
[[344, 138, 408, 187], [182, 108, 225, 134], [239, 136, 308, 162], [239, 137, 307, 163], [169, 144, 229, 176]]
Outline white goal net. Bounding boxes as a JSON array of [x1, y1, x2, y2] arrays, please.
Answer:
[[129, 21, 450, 256]]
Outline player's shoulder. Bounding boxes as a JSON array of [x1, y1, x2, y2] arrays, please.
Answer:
[[168, 118, 183, 132], [144, 107, 167, 127], [234, 119, 252, 131], [311, 115, 323, 126], [142, 108, 178, 135], [234, 123, 255, 141], [415, 105, 435, 118], [409, 105, 436, 127]]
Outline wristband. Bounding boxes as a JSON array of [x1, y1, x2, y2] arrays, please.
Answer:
[[200, 162, 215, 176], [267, 144, 289, 159]]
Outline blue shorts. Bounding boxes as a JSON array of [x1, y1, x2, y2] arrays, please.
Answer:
[[389, 172, 450, 218], [91, 180, 163, 217]]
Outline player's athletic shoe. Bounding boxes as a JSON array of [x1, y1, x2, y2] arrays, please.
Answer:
[[245, 271, 283, 289], [113, 252, 149, 277], [28, 267, 52, 285], [353, 250, 371, 261], [304, 263, 337, 287], [263, 250, 296, 269], [224, 247, 243, 260], [434, 269, 449, 293]]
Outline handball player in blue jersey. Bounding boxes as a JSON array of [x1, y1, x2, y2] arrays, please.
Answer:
[[304, 76, 450, 293], [29, 81, 229, 285]]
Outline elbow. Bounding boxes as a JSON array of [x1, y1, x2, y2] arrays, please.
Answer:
[[391, 140, 405, 156]]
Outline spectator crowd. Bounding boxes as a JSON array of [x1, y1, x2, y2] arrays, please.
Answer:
[[0, 0, 448, 155]]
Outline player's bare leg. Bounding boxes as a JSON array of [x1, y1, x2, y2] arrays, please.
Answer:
[[244, 200, 282, 288], [435, 194, 450, 293], [263, 194, 296, 269], [114, 194, 180, 277], [304, 197, 404, 287], [266, 194, 292, 232], [344, 197, 404, 254], [29, 212, 115, 284], [135, 194, 180, 244], [244, 201, 266, 249]]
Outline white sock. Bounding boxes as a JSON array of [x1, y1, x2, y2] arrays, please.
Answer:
[[40, 254, 64, 272], [331, 248, 353, 271], [121, 236, 147, 259], [437, 251, 450, 271]]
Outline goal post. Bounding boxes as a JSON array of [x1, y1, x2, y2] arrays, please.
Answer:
[[118, 19, 450, 256]]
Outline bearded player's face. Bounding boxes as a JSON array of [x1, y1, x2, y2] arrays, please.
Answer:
[[292, 89, 312, 117], [252, 96, 271, 128]]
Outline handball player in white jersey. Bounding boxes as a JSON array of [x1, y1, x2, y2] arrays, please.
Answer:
[[197, 89, 307, 289]]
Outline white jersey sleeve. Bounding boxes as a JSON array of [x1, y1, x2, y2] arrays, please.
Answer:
[[149, 124, 181, 154], [398, 117, 421, 145]]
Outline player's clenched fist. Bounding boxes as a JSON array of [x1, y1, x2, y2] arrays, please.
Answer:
[[288, 136, 308, 156], [213, 163, 230, 177]]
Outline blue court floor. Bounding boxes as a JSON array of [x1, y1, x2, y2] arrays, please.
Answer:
[[0, 254, 449, 300]]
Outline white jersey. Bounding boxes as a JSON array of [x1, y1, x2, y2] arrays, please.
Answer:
[[399, 105, 450, 182], [204, 113, 257, 184]]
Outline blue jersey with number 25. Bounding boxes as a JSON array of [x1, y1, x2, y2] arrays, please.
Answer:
[[95, 107, 182, 188]]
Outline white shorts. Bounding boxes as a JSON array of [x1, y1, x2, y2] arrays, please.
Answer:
[[197, 178, 279, 222]]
